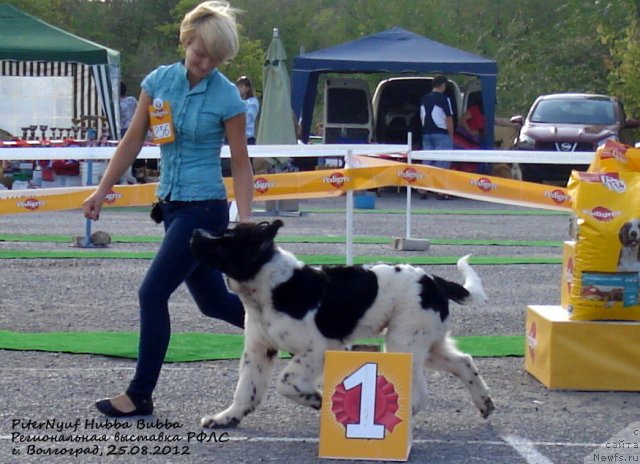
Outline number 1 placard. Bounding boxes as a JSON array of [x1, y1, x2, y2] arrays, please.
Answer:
[[319, 351, 413, 461]]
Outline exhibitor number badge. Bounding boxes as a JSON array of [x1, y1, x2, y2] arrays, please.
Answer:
[[148, 98, 175, 144]]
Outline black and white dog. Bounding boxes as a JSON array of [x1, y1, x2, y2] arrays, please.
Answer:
[[190, 220, 494, 428], [618, 219, 640, 272]]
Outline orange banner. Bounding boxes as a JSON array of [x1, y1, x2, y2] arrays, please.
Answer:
[[0, 156, 571, 215]]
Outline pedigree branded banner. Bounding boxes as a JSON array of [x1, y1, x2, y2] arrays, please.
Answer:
[[0, 183, 157, 215], [0, 156, 572, 215]]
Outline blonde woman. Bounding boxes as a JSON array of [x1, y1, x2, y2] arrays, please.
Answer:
[[83, 1, 253, 417]]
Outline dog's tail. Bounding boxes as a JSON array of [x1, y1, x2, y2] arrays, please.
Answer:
[[439, 255, 487, 305], [457, 254, 487, 304]]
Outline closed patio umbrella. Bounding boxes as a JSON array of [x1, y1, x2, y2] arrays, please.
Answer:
[[256, 28, 296, 159], [256, 28, 299, 213]]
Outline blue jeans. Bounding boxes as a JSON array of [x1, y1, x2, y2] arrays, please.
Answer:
[[127, 199, 245, 397], [422, 133, 453, 169]]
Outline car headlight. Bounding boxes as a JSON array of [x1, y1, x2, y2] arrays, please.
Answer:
[[517, 132, 536, 149], [597, 134, 619, 147]]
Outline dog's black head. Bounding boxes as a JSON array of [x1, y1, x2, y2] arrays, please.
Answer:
[[191, 220, 284, 282]]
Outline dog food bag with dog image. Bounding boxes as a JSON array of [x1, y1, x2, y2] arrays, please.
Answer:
[[567, 171, 640, 321]]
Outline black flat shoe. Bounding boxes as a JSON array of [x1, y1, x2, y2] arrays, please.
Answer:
[[95, 395, 153, 418]]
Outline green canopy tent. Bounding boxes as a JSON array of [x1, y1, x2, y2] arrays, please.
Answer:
[[0, 4, 120, 139]]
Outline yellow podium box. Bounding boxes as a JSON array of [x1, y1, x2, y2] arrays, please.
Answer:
[[319, 351, 413, 461], [525, 305, 640, 390]]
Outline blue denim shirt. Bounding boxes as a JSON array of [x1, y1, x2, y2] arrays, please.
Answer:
[[141, 62, 246, 201]]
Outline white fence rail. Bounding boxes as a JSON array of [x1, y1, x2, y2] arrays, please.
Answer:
[[0, 144, 595, 165]]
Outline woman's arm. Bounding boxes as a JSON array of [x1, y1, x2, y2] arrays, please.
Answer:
[[459, 110, 478, 136], [225, 113, 254, 221], [82, 90, 151, 220]]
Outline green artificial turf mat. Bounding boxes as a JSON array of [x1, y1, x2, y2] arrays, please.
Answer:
[[0, 249, 561, 265], [0, 331, 525, 361], [0, 233, 561, 247], [301, 208, 567, 216]]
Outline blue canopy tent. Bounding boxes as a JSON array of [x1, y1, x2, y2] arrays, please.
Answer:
[[291, 27, 498, 148]]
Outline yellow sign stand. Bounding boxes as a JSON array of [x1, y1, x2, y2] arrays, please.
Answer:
[[319, 351, 413, 461], [525, 305, 640, 390]]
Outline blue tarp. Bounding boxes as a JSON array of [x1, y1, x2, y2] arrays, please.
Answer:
[[291, 27, 498, 148]]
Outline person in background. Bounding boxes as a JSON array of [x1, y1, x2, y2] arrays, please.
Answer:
[[120, 82, 141, 183], [420, 74, 455, 199], [451, 92, 486, 174], [231, 75, 259, 176], [119, 82, 138, 138], [235, 75, 259, 145], [457, 92, 485, 147], [311, 122, 326, 165], [82, 0, 253, 418]]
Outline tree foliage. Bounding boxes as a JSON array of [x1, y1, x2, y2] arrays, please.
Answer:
[[8, 0, 640, 118], [603, 0, 640, 116]]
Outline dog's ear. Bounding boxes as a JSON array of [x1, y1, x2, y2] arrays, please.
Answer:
[[620, 222, 630, 244], [193, 228, 217, 242], [264, 220, 283, 241]]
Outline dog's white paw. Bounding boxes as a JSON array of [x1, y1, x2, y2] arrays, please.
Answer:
[[201, 413, 241, 429]]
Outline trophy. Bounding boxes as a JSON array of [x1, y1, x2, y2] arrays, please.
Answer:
[[21, 127, 29, 140], [100, 116, 109, 139], [72, 118, 81, 139], [39, 125, 48, 140], [28, 125, 37, 140]]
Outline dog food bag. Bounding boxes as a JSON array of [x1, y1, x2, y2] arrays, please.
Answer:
[[588, 140, 640, 173], [567, 170, 640, 321]]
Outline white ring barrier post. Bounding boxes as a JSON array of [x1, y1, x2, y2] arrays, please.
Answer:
[[81, 159, 94, 247], [345, 149, 354, 266], [393, 132, 430, 251], [405, 133, 412, 240]]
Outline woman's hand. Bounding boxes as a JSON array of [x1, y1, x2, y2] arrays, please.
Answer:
[[82, 190, 106, 221]]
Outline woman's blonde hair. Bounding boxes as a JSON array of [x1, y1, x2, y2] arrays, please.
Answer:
[[180, 1, 241, 64]]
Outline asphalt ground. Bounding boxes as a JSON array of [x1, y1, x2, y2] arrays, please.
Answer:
[[1, 190, 638, 464]]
